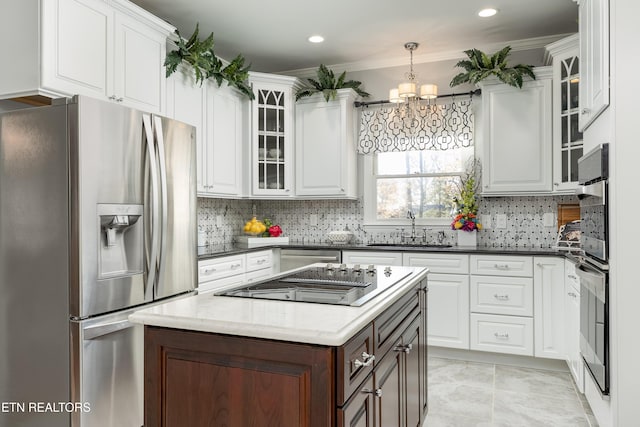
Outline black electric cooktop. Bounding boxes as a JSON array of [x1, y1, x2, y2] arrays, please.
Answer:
[[216, 264, 412, 306]]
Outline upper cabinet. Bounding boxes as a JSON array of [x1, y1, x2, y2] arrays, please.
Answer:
[[478, 67, 553, 195], [166, 65, 246, 198], [575, 0, 610, 131], [295, 89, 358, 198], [545, 34, 584, 193], [1, 0, 173, 114], [248, 73, 300, 198]]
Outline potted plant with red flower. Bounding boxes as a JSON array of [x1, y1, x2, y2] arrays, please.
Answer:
[[451, 160, 482, 246]]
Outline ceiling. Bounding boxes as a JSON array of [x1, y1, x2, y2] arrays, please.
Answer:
[[130, 0, 578, 74]]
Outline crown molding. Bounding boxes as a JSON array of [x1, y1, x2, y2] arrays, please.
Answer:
[[279, 33, 574, 78]]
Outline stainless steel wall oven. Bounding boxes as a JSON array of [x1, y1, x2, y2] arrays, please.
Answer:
[[576, 143, 609, 396]]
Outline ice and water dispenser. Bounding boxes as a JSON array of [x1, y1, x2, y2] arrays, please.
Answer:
[[97, 204, 144, 279]]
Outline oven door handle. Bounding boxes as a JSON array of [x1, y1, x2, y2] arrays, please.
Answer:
[[576, 265, 607, 303]]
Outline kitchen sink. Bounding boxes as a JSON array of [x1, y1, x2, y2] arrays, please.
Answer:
[[366, 243, 452, 248]]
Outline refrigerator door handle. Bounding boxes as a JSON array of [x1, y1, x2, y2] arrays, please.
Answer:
[[83, 319, 134, 340], [143, 114, 160, 301], [153, 116, 169, 295]]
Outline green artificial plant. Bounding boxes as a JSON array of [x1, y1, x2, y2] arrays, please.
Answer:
[[165, 23, 254, 100], [295, 64, 370, 101], [449, 46, 535, 89]]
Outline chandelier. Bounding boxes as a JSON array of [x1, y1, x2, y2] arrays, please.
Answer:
[[389, 42, 438, 125]]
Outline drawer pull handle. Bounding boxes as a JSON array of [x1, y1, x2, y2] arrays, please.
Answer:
[[493, 294, 510, 301], [362, 388, 383, 397], [256, 259, 267, 264], [568, 292, 578, 298], [203, 267, 216, 274], [393, 344, 413, 354], [231, 264, 241, 270], [353, 352, 375, 368], [568, 274, 578, 280], [494, 332, 510, 340], [494, 264, 510, 270]]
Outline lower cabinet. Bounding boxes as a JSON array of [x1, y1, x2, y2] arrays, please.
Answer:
[[565, 259, 584, 392], [145, 276, 428, 427], [197, 250, 273, 293], [534, 256, 566, 359]]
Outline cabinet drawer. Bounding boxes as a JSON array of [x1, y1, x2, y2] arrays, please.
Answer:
[[198, 255, 245, 283], [470, 276, 533, 316], [198, 274, 245, 294], [374, 285, 420, 359], [244, 268, 272, 284], [470, 255, 533, 277], [337, 324, 375, 406], [402, 253, 469, 274], [470, 313, 534, 356], [246, 250, 273, 272], [342, 251, 403, 266]]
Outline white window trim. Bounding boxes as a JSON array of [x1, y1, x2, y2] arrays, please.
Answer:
[[362, 154, 458, 228]]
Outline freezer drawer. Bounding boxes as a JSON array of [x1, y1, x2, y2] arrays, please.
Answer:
[[70, 309, 143, 427]]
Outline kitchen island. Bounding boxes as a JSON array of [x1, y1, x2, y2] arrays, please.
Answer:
[[130, 265, 429, 427]]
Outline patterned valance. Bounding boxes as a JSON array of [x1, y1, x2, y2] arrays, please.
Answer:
[[357, 99, 474, 154]]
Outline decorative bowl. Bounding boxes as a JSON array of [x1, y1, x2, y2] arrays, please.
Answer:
[[327, 230, 353, 245]]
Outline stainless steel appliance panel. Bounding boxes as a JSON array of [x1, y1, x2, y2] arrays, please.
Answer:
[[280, 249, 341, 272], [74, 97, 146, 318], [70, 308, 144, 427], [151, 115, 196, 299], [0, 105, 70, 427], [577, 261, 609, 395]]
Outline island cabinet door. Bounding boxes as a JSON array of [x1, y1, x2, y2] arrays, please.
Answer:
[[338, 376, 375, 427], [144, 326, 334, 427]]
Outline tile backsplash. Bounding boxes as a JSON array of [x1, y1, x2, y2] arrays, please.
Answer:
[[198, 195, 578, 248]]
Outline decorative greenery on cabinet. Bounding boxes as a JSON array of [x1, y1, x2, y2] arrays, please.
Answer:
[[450, 46, 535, 89], [295, 64, 370, 101], [165, 24, 254, 99]]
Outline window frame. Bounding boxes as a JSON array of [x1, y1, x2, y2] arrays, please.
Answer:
[[362, 149, 475, 227]]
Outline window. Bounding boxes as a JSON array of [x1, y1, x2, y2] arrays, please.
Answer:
[[364, 147, 475, 225]]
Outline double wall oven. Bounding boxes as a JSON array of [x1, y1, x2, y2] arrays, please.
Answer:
[[575, 143, 609, 396]]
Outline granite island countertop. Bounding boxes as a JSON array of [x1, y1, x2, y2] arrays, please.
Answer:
[[129, 265, 429, 346], [198, 241, 572, 260]]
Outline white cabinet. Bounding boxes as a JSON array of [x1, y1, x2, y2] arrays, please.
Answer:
[[403, 253, 469, 349], [341, 251, 403, 266], [565, 259, 584, 392], [167, 66, 246, 197], [249, 72, 300, 197], [2, 0, 173, 114], [545, 34, 584, 193], [204, 82, 245, 196], [478, 67, 553, 195], [197, 250, 274, 293], [575, 0, 609, 131], [534, 257, 566, 359], [469, 255, 534, 356], [295, 89, 358, 198]]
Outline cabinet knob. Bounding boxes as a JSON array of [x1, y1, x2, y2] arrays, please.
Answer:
[[361, 388, 383, 398], [116, 97, 124, 103], [568, 292, 578, 298], [581, 108, 590, 114], [554, 182, 559, 187], [108, 95, 117, 100]]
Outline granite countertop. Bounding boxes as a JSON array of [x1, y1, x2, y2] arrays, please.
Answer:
[[129, 265, 429, 346], [198, 241, 569, 260]]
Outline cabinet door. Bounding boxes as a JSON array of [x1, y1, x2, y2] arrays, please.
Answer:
[[113, 10, 166, 113], [295, 90, 357, 198], [578, 0, 610, 130], [534, 257, 566, 359], [338, 376, 375, 427], [402, 317, 423, 427], [41, 0, 112, 99], [166, 66, 206, 193], [427, 274, 470, 349], [252, 82, 294, 196], [564, 266, 584, 392], [375, 343, 403, 427], [480, 70, 553, 194], [206, 83, 244, 196]]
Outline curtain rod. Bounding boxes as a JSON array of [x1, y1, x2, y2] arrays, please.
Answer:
[[353, 89, 481, 108]]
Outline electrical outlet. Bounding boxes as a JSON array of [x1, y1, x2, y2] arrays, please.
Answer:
[[216, 215, 223, 227], [481, 215, 492, 229], [309, 214, 318, 226], [496, 214, 507, 229], [543, 212, 555, 227]]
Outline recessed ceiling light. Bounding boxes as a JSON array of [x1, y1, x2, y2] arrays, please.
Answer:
[[308, 35, 324, 43], [478, 8, 498, 17]]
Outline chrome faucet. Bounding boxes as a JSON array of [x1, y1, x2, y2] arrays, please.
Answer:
[[407, 210, 417, 242]]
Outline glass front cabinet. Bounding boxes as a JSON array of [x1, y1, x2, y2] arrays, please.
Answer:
[[546, 34, 583, 193], [249, 73, 300, 197]]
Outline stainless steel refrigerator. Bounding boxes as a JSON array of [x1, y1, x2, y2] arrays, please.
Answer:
[[0, 96, 197, 426]]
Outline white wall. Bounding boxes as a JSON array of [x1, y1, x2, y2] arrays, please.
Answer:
[[609, 0, 640, 425]]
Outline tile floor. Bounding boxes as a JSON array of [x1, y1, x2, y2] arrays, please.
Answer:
[[425, 357, 598, 427]]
